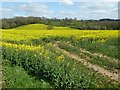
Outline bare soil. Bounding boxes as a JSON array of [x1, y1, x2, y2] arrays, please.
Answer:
[[53, 42, 118, 81]]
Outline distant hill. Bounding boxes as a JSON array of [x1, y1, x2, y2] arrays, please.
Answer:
[[12, 24, 77, 30], [1, 16, 119, 30], [15, 24, 48, 30]]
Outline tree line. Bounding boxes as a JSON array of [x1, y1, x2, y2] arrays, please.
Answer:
[[0, 16, 119, 30]]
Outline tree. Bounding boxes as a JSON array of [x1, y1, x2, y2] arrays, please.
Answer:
[[2, 20, 10, 29], [11, 23, 17, 28], [47, 20, 54, 30]]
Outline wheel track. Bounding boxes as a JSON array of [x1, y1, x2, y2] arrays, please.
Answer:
[[67, 42, 118, 63], [53, 41, 118, 81]]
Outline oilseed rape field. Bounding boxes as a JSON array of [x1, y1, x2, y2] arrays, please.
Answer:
[[1, 24, 119, 88]]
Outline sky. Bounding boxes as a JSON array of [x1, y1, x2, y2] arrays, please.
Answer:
[[0, 0, 119, 20]]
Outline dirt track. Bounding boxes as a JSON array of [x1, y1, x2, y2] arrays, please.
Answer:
[[53, 42, 118, 81]]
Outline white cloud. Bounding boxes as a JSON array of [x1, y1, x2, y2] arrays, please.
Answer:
[[18, 3, 48, 14], [56, 11, 77, 18], [100, 0, 119, 2], [1, 8, 12, 12], [1, 2, 55, 18], [1, 0, 120, 2], [0, 7, 13, 18], [1, 2, 118, 19], [74, 0, 119, 2], [59, 0, 74, 5], [76, 2, 118, 19], [9, 3, 54, 17], [25, 3, 54, 17]]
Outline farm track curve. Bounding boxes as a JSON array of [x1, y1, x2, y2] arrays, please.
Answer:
[[66, 42, 118, 63], [53, 41, 118, 81]]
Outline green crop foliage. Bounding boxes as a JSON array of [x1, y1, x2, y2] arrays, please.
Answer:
[[1, 24, 119, 88], [2, 64, 52, 88]]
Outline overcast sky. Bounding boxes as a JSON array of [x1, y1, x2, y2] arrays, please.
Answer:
[[0, 0, 119, 19]]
